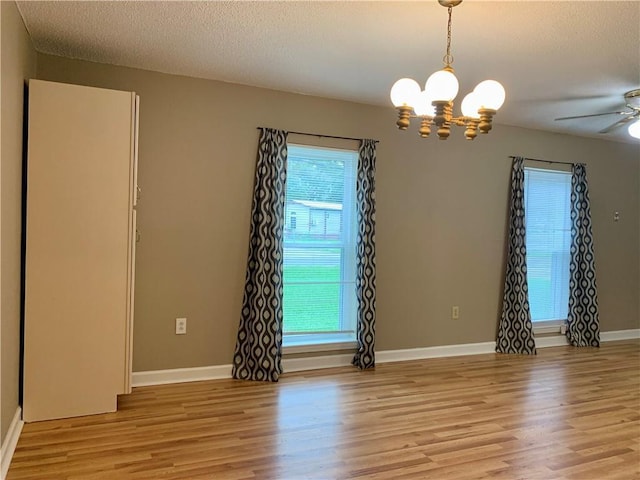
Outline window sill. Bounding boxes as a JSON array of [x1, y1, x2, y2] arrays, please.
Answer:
[[283, 333, 356, 354]]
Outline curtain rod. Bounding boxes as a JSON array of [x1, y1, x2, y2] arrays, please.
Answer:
[[510, 155, 574, 166], [257, 127, 379, 144]]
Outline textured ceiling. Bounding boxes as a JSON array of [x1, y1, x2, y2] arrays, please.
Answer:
[[16, 1, 640, 144]]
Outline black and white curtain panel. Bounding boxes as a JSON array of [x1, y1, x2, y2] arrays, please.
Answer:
[[232, 128, 288, 382], [496, 157, 537, 355], [567, 164, 600, 347], [352, 139, 377, 370]]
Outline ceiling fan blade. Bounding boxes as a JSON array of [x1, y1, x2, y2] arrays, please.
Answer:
[[555, 111, 630, 121], [598, 114, 638, 134]]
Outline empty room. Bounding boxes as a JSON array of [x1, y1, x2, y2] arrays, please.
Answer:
[[1, 1, 639, 479]]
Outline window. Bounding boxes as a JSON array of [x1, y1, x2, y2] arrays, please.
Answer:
[[524, 167, 572, 324], [282, 144, 358, 348]]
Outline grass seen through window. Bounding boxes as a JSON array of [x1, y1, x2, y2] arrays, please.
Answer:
[[283, 262, 341, 333]]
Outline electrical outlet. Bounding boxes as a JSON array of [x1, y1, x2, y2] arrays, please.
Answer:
[[452, 306, 459, 320], [175, 317, 187, 335]]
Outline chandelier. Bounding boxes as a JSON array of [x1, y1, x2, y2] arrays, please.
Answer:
[[390, 0, 505, 140]]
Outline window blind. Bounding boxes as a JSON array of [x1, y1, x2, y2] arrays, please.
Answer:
[[524, 167, 572, 322]]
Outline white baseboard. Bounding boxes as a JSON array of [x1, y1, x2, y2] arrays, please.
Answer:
[[1, 407, 23, 480], [131, 356, 357, 387], [534, 328, 640, 348], [131, 328, 640, 387], [601, 329, 640, 342], [376, 341, 496, 363], [132, 364, 232, 387]]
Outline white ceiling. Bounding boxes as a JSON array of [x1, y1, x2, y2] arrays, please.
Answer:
[[16, 1, 640, 144]]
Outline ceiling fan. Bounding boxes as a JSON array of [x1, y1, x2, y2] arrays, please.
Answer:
[[554, 89, 640, 136]]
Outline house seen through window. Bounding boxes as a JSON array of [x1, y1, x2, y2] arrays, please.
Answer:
[[524, 167, 572, 323], [283, 144, 358, 346]]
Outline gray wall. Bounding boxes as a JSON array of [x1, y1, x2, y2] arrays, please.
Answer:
[[1, 1, 36, 443], [36, 53, 640, 373]]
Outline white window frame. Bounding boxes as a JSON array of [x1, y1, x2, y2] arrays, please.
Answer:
[[524, 166, 571, 335], [282, 144, 358, 352]]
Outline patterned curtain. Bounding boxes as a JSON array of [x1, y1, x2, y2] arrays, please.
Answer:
[[232, 128, 288, 382], [566, 164, 600, 347], [352, 139, 377, 369], [496, 157, 537, 355]]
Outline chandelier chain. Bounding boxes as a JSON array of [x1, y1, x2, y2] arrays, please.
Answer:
[[443, 5, 454, 67]]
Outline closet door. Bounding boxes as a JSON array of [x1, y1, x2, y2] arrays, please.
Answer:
[[23, 80, 137, 422]]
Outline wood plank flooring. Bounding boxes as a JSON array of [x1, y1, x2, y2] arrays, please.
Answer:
[[8, 341, 640, 479]]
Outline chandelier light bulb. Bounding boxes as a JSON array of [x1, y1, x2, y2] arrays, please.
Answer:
[[425, 70, 459, 102], [628, 119, 640, 139], [390, 78, 421, 107], [460, 92, 482, 118], [413, 90, 436, 116], [473, 80, 506, 110]]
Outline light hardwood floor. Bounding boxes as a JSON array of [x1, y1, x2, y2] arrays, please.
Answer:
[[8, 341, 640, 480]]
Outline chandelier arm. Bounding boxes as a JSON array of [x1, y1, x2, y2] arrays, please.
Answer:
[[395, 106, 413, 130], [478, 108, 497, 134], [419, 118, 432, 138], [464, 118, 480, 140]]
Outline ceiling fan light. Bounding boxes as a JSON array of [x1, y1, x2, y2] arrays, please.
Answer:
[[390, 78, 421, 107], [628, 119, 640, 139], [425, 70, 459, 102], [473, 80, 506, 110]]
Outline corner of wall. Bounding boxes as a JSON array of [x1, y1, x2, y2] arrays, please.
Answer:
[[1, 0, 37, 449], [0, 407, 23, 480]]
